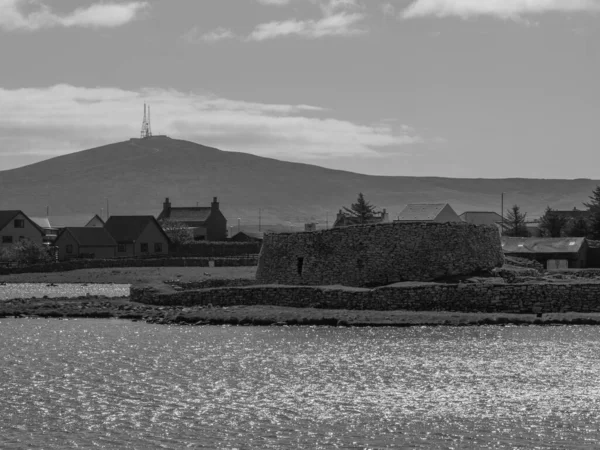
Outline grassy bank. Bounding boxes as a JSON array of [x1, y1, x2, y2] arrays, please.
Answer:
[[0, 266, 257, 284], [2, 297, 600, 327]]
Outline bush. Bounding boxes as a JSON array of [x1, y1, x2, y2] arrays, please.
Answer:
[[8, 239, 53, 266]]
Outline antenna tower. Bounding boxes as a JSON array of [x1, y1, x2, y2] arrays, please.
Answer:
[[140, 103, 153, 138]]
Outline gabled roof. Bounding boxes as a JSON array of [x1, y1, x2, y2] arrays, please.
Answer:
[[59, 227, 117, 247], [501, 237, 587, 254], [105, 216, 171, 243], [85, 214, 105, 226], [459, 211, 503, 224], [397, 204, 448, 221], [160, 207, 212, 224], [0, 210, 44, 233], [30, 217, 53, 229]]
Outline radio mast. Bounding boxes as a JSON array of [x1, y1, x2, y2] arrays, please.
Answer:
[[140, 103, 152, 138]]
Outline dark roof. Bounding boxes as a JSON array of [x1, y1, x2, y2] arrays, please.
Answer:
[[459, 211, 503, 225], [0, 210, 44, 233], [105, 216, 170, 243], [60, 227, 117, 247], [160, 207, 212, 224], [397, 204, 448, 221], [501, 237, 587, 254]]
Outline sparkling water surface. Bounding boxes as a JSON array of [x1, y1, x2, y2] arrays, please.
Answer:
[[2, 320, 600, 449]]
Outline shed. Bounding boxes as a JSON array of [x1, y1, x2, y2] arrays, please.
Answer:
[[501, 237, 588, 269]]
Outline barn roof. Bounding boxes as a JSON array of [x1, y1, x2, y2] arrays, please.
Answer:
[[397, 204, 448, 221], [501, 237, 587, 254]]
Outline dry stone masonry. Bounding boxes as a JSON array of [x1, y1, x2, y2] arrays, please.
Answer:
[[256, 222, 504, 287]]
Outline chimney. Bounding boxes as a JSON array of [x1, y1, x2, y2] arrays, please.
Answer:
[[211, 197, 219, 211], [381, 208, 390, 223], [163, 197, 171, 215]]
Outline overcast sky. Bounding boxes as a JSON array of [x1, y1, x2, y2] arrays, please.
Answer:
[[1, 0, 599, 178]]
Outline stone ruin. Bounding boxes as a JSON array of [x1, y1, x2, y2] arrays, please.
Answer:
[[256, 222, 504, 287]]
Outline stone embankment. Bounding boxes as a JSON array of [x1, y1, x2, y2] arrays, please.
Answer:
[[131, 278, 600, 314], [257, 222, 504, 287]]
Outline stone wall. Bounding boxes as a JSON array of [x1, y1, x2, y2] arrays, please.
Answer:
[[256, 222, 504, 287], [0, 256, 258, 275], [130, 281, 600, 314]]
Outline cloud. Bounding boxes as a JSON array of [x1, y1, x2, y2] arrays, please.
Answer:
[[0, 85, 421, 166], [257, 0, 292, 5], [182, 26, 236, 43], [247, 12, 365, 40], [247, 0, 366, 40], [402, 0, 600, 20], [0, 0, 148, 31]]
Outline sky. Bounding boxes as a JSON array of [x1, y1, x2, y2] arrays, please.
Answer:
[[0, 0, 599, 178]]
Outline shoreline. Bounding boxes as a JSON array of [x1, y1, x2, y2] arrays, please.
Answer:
[[4, 296, 600, 327]]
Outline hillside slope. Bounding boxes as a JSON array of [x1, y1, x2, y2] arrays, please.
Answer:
[[0, 136, 597, 226]]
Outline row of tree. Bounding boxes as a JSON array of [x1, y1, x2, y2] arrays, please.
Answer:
[[502, 186, 600, 239]]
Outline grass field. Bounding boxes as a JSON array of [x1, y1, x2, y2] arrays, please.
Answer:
[[0, 266, 257, 284]]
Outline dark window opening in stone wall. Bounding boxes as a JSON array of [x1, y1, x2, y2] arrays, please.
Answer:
[[297, 257, 304, 276], [357, 259, 364, 269]]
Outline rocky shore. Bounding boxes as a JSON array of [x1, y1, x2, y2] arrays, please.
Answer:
[[4, 296, 600, 327]]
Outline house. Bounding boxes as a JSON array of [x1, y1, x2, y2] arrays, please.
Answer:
[[157, 197, 227, 241], [501, 237, 588, 269], [104, 216, 170, 257], [460, 211, 503, 226], [396, 204, 461, 223], [333, 209, 390, 228], [54, 227, 117, 261], [230, 231, 264, 242], [0, 210, 44, 247]]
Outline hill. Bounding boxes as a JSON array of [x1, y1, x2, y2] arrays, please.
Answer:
[[0, 136, 597, 229]]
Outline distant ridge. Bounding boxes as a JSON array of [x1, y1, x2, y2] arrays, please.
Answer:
[[1, 136, 598, 226]]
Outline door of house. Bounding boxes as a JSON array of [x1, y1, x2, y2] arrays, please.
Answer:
[[547, 259, 568, 270]]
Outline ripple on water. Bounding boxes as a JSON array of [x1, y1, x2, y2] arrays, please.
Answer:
[[0, 283, 130, 300], [1, 321, 600, 449]]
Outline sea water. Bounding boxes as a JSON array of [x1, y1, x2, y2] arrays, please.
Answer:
[[1, 320, 600, 449]]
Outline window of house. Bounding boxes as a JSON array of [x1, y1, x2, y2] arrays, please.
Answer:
[[13, 219, 24, 228], [154, 243, 163, 253], [118, 244, 126, 253], [66, 244, 73, 254], [1, 236, 13, 244], [140, 243, 149, 253]]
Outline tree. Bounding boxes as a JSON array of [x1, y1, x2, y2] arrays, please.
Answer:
[[9, 239, 53, 266], [503, 204, 529, 237], [538, 206, 568, 237], [566, 217, 590, 238], [584, 185, 600, 239], [159, 218, 194, 246], [343, 193, 379, 224]]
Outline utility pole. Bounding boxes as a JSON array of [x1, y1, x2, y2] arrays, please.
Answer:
[[106, 198, 110, 220], [501, 192, 505, 236], [46, 205, 50, 217], [259, 208, 262, 232]]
